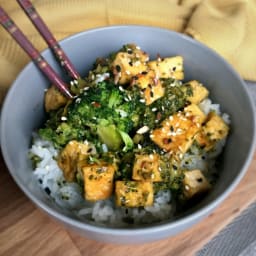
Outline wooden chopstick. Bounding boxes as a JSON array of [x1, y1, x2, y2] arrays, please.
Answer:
[[17, 0, 80, 81], [0, 6, 73, 99]]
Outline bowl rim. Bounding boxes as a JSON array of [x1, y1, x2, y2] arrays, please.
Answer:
[[1, 24, 256, 235]]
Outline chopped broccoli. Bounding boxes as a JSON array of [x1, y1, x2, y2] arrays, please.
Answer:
[[97, 121, 123, 151], [39, 81, 143, 151], [118, 130, 134, 152]]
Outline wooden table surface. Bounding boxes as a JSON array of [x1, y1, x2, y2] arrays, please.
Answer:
[[0, 151, 256, 256]]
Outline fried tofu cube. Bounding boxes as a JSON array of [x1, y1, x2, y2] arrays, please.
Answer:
[[115, 180, 154, 207], [83, 162, 117, 201], [44, 85, 68, 112], [195, 112, 229, 151], [132, 154, 162, 182], [131, 70, 165, 105], [148, 56, 184, 80], [183, 169, 211, 199], [184, 104, 207, 124], [204, 112, 229, 141], [184, 80, 209, 104], [58, 140, 95, 182], [112, 45, 149, 84], [151, 105, 205, 156]]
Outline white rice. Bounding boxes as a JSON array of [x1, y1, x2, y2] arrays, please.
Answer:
[[29, 98, 229, 227], [30, 135, 172, 226]]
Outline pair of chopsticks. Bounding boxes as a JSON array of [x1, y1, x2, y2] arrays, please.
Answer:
[[0, 0, 81, 99]]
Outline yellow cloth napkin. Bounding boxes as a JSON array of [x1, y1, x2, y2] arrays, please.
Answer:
[[0, 0, 255, 103]]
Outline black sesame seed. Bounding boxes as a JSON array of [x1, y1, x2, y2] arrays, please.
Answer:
[[38, 179, 43, 184], [197, 178, 203, 183], [87, 148, 93, 153], [44, 187, 51, 195], [142, 71, 148, 75], [115, 65, 121, 72], [150, 91, 154, 98]]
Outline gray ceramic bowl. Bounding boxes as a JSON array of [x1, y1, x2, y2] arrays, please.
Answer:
[[1, 25, 255, 244]]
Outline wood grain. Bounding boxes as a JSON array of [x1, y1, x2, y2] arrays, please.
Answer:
[[0, 151, 256, 256]]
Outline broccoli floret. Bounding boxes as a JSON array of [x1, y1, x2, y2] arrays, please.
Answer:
[[96, 120, 123, 151], [108, 89, 123, 108], [118, 130, 134, 152], [39, 81, 144, 150]]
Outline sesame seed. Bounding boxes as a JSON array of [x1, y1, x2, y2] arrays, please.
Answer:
[[136, 126, 150, 134], [139, 99, 146, 103], [74, 80, 78, 85], [75, 98, 81, 104], [134, 61, 141, 67], [149, 154, 154, 160], [152, 107, 157, 112], [138, 144, 142, 149], [119, 86, 124, 91], [70, 81, 74, 86], [176, 128, 183, 134], [83, 87, 90, 91], [115, 65, 121, 72], [61, 116, 67, 121]]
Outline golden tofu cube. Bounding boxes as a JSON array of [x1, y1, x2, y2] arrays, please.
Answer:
[[132, 154, 162, 182], [204, 112, 229, 141], [148, 56, 184, 80], [183, 169, 211, 199], [151, 106, 204, 156], [58, 140, 94, 182], [83, 162, 116, 201], [45, 85, 68, 112], [184, 104, 207, 124], [115, 180, 154, 207], [195, 112, 229, 151], [185, 80, 209, 104], [112, 45, 149, 84], [132, 70, 165, 105]]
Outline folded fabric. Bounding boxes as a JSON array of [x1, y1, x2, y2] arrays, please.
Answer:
[[0, 0, 254, 103], [185, 0, 256, 82]]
